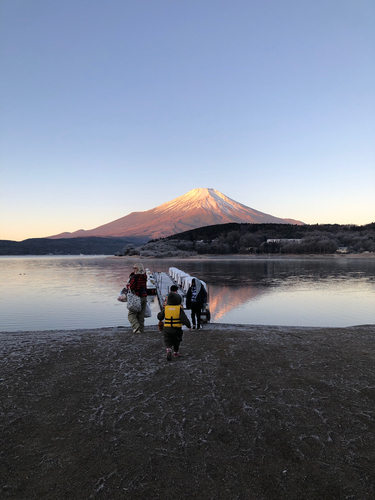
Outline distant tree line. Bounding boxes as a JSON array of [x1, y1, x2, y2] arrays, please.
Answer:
[[125, 222, 375, 257]]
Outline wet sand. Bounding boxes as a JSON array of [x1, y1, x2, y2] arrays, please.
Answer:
[[1, 323, 375, 499]]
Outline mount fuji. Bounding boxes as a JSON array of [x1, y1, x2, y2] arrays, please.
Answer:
[[49, 188, 304, 240]]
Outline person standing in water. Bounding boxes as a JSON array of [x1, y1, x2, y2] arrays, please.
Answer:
[[127, 263, 148, 334], [186, 278, 207, 330]]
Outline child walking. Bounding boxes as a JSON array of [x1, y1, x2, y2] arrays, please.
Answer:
[[157, 288, 191, 360]]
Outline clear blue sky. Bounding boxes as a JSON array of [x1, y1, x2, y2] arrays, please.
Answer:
[[1, 0, 374, 241]]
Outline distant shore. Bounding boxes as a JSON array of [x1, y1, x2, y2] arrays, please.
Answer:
[[1, 323, 375, 499], [109, 252, 375, 260]]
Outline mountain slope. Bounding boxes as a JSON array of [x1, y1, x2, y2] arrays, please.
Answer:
[[49, 188, 304, 240]]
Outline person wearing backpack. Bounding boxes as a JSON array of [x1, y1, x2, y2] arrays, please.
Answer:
[[157, 289, 191, 360]]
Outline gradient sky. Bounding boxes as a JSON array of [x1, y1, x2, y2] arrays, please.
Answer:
[[1, 0, 374, 241]]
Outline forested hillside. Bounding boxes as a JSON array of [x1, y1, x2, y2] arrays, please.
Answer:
[[122, 222, 375, 257]]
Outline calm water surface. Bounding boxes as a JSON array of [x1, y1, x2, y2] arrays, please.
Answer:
[[0, 255, 374, 332]]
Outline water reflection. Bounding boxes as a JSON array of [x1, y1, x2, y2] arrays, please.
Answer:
[[0, 256, 374, 331], [209, 285, 268, 321]]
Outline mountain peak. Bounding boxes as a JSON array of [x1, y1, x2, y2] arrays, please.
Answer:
[[154, 188, 250, 214], [49, 188, 304, 240]]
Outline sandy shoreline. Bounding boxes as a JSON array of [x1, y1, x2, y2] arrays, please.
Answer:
[[1, 323, 375, 499]]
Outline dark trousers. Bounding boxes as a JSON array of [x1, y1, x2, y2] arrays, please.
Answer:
[[163, 328, 183, 351], [191, 303, 202, 328]]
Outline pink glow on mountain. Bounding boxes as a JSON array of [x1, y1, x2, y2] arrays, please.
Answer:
[[49, 188, 304, 240]]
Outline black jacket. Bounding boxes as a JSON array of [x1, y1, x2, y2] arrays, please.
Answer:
[[186, 284, 207, 309]]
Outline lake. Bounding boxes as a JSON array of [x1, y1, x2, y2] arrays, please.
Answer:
[[1, 255, 374, 332]]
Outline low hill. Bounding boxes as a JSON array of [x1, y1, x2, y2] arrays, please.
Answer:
[[128, 222, 375, 257], [0, 236, 147, 256]]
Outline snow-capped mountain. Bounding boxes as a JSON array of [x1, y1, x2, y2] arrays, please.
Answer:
[[49, 188, 304, 240]]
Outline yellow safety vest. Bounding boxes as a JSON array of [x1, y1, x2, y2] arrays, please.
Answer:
[[164, 305, 182, 328]]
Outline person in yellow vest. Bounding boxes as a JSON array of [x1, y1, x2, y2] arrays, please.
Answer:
[[157, 287, 191, 361]]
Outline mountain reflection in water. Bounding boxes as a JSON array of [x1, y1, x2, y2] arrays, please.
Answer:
[[166, 257, 375, 327], [209, 285, 267, 321]]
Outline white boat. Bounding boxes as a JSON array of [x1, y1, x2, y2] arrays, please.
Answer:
[[145, 268, 157, 295]]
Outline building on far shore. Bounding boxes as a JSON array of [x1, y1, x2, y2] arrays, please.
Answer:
[[266, 239, 302, 244], [336, 247, 349, 254]]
